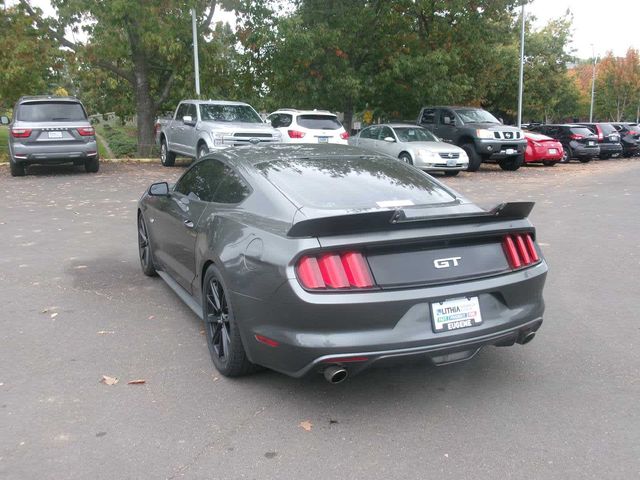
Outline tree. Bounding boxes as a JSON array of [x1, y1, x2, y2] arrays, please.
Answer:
[[594, 49, 640, 122], [19, 0, 236, 156]]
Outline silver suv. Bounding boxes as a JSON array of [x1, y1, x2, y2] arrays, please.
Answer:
[[1, 96, 99, 177]]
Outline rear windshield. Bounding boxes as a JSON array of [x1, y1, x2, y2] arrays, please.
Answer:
[[199, 104, 263, 123], [599, 123, 617, 135], [297, 115, 342, 130], [17, 102, 87, 122], [255, 156, 456, 210], [569, 127, 595, 136]]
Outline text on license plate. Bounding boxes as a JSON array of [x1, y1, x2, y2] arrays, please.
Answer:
[[431, 296, 483, 333], [505, 148, 516, 155], [317, 137, 329, 143], [588, 141, 595, 146], [48, 131, 63, 138], [548, 148, 557, 154]]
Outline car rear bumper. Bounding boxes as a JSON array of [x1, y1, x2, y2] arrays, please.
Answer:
[[11, 141, 98, 164], [570, 142, 600, 157], [235, 261, 547, 377], [598, 143, 623, 156], [525, 144, 564, 162]]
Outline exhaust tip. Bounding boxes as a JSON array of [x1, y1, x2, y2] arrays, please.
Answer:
[[518, 331, 536, 345], [323, 365, 348, 384]]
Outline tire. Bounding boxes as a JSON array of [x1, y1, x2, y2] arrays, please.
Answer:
[[561, 147, 571, 163], [85, 156, 100, 173], [160, 138, 176, 167], [137, 213, 157, 277], [542, 161, 558, 167], [498, 154, 523, 171], [9, 158, 26, 177], [443, 170, 460, 176], [461, 143, 482, 172], [202, 264, 256, 377], [599, 154, 611, 160], [197, 143, 209, 160], [398, 152, 413, 165], [579, 157, 592, 163]]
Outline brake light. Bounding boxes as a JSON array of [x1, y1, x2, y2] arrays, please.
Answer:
[[296, 251, 374, 290], [502, 233, 540, 270], [77, 126, 95, 136], [340, 131, 350, 140], [10, 128, 32, 138], [288, 130, 305, 139], [596, 125, 603, 141], [569, 134, 584, 140]]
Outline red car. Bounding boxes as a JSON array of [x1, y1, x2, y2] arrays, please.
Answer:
[[524, 131, 564, 166]]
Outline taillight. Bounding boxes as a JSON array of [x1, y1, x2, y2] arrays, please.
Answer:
[[340, 131, 350, 140], [77, 126, 95, 136], [569, 134, 583, 140], [502, 233, 540, 270], [288, 130, 305, 139], [10, 128, 32, 138], [296, 251, 374, 290], [596, 125, 603, 141]]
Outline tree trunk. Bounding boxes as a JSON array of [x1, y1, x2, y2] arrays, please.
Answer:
[[129, 26, 156, 158], [343, 97, 354, 133]]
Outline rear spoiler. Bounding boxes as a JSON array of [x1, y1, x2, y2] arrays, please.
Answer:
[[287, 202, 534, 238]]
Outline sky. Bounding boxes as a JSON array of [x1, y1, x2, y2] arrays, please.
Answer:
[[7, 0, 640, 60]]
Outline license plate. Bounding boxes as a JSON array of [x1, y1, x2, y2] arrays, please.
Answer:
[[548, 148, 557, 154], [431, 296, 483, 333], [505, 148, 516, 155], [48, 131, 63, 139], [446, 159, 457, 167], [588, 141, 595, 146], [317, 137, 329, 143]]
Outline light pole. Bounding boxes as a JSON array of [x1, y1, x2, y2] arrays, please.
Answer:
[[191, 8, 201, 98], [589, 45, 597, 122], [517, 1, 525, 128]]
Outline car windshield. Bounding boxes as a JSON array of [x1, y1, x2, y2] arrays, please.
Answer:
[[199, 104, 263, 123], [394, 127, 438, 142], [255, 156, 456, 210], [598, 124, 617, 135], [454, 108, 500, 124], [297, 115, 342, 130], [18, 102, 87, 122], [570, 127, 595, 136]]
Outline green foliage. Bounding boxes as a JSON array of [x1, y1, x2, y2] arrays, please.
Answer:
[[0, 127, 9, 163], [96, 124, 138, 158]]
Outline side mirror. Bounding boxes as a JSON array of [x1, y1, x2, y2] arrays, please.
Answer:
[[182, 115, 196, 126], [149, 182, 170, 196], [383, 136, 396, 143], [499, 118, 504, 124], [0, 116, 9, 125]]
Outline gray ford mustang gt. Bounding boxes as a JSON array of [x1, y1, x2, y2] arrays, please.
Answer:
[[137, 144, 547, 383]]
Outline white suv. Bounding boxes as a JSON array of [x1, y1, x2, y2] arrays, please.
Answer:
[[266, 109, 349, 144]]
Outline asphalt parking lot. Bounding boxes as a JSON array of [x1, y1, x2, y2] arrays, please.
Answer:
[[1, 159, 639, 480]]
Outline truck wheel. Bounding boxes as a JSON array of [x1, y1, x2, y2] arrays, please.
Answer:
[[160, 139, 176, 167], [197, 143, 209, 160], [398, 152, 413, 165], [85, 156, 100, 173], [461, 143, 482, 172], [499, 154, 523, 171], [9, 158, 26, 177]]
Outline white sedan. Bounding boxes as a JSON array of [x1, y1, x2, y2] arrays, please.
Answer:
[[350, 123, 469, 175]]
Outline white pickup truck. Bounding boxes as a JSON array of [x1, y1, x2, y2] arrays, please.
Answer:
[[157, 100, 282, 166]]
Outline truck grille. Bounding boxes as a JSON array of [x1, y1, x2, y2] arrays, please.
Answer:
[[493, 131, 521, 140], [223, 133, 277, 146]]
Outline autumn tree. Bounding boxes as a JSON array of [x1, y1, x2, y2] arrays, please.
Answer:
[[594, 49, 640, 122]]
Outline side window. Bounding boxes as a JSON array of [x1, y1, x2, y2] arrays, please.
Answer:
[[175, 103, 188, 120], [368, 126, 381, 140], [440, 110, 455, 125], [213, 165, 251, 204], [186, 103, 197, 120], [379, 126, 394, 140], [420, 109, 436, 124], [174, 160, 225, 202], [360, 127, 372, 139]]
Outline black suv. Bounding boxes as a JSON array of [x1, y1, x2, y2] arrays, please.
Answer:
[[527, 124, 599, 162], [577, 123, 623, 159], [416, 106, 526, 171], [610, 123, 640, 157]]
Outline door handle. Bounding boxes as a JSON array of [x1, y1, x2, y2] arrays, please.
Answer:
[[183, 220, 195, 229]]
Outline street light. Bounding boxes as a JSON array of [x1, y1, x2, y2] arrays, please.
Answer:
[[192, 8, 201, 98], [517, 1, 525, 128], [589, 45, 597, 123]]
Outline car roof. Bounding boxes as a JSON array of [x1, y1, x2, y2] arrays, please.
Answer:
[[422, 106, 486, 110], [180, 99, 252, 106], [270, 109, 336, 116], [365, 123, 424, 128], [19, 95, 81, 103]]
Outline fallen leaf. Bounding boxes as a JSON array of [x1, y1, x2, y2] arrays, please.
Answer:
[[127, 379, 146, 385], [200, 329, 206, 335], [97, 330, 115, 335], [299, 420, 313, 432], [50, 313, 58, 319], [99, 375, 119, 385], [148, 315, 155, 320]]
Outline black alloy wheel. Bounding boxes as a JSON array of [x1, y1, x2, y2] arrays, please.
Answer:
[[137, 214, 157, 276], [561, 147, 571, 163], [202, 265, 256, 377]]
